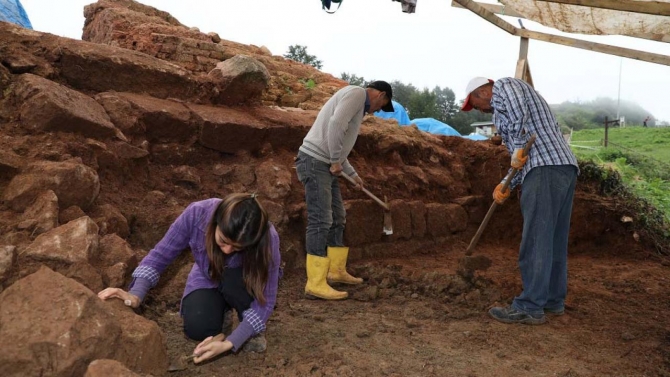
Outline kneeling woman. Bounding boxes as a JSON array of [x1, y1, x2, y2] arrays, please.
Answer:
[[98, 193, 281, 363]]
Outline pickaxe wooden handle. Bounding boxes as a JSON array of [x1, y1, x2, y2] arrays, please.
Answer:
[[341, 173, 390, 211], [465, 134, 537, 256]]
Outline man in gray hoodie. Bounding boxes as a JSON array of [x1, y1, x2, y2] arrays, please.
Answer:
[[295, 81, 394, 300]]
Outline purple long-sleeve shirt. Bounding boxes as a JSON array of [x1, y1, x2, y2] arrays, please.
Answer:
[[128, 198, 281, 351]]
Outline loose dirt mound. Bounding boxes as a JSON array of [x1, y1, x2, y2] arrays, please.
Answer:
[[0, 1, 668, 376]]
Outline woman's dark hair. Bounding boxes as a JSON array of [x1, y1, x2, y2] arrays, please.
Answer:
[[205, 193, 271, 304]]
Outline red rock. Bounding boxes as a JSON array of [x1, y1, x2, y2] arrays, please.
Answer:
[[0, 149, 23, 176], [388, 200, 412, 241], [85, 359, 141, 377], [207, 55, 270, 105], [62, 262, 104, 293], [12, 74, 121, 140], [2, 160, 100, 211], [426, 203, 450, 238], [344, 200, 383, 246], [90, 204, 130, 238], [408, 201, 427, 238], [255, 160, 292, 200], [103, 262, 128, 288], [98, 234, 138, 269], [22, 217, 99, 264], [0, 245, 16, 283], [190, 104, 267, 154], [20, 190, 59, 235], [0, 266, 168, 377], [444, 203, 469, 233], [60, 205, 87, 225]]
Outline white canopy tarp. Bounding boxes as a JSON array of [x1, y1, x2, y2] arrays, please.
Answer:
[[500, 0, 670, 37]]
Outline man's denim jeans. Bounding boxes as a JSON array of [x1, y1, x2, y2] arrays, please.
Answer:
[[295, 151, 346, 257], [512, 165, 578, 315]]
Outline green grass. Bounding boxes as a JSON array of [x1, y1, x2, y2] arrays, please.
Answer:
[[570, 126, 670, 244]]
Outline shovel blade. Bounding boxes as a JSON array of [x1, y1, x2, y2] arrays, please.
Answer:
[[382, 196, 393, 235]]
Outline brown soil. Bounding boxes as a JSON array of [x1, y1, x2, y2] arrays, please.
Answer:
[[143, 240, 670, 377]]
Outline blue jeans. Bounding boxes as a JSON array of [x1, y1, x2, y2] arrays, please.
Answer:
[[512, 165, 578, 315], [294, 151, 346, 257]]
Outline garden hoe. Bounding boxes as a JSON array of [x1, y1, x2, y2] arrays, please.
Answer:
[[341, 173, 393, 235], [458, 134, 537, 279], [168, 333, 225, 372]]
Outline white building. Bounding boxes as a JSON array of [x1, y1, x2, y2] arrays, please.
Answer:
[[471, 121, 496, 137]]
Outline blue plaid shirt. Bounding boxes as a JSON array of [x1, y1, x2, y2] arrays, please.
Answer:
[[491, 78, 578, 189]]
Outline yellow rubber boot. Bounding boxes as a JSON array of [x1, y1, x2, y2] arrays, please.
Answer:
[[305, 254, 348, 300], [327, 247, 363, 285]]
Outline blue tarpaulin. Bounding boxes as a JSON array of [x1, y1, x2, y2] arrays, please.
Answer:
[[409, 118, 461, 137], [0, 0, 32, 29], [374, 100, 411, 126], [374, 100, 489, 141], [462, 133, 489, 141]]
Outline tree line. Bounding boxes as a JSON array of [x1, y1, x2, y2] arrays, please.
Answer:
[[285, 45, 658, 134]]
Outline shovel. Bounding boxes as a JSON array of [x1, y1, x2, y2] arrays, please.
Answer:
[[341, 173, 393, 235], [458, 134, 537, 278], [168, 333, 226, 372]]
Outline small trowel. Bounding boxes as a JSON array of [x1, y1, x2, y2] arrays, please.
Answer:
[[168, 333, 225, 372]]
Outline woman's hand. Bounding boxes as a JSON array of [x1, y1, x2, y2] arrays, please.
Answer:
[[193, 336, 233, 364], [97, 287, 141, 308]]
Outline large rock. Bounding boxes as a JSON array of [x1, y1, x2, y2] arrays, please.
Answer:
[[85, 360, 141, 377], [0, 245, 17, 283], [207, 54, 270, 105], [0, 266, 168, 377], [408, 201, 427, 238], [426, 203, 450, 238], [62, 262, 104, 293], [2, 160, 100, 211], [444, 203, 469, 233], [98, 234, 137, 269], [388, 200, 412, 241], [190, 104, 267, 154], [90, 204, 130, 238], [255, 160, 292, 200], [59, 40, 203, 101], [343, 200, 383, 246], [20, 190, 59, 235], [12, 74, 121, 140], [22, 217, 99, 264], [0, 149, 23, 176], [95, 92, 196, 141]]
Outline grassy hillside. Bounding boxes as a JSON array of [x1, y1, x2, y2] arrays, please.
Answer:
[[570, 126, 670, 232]]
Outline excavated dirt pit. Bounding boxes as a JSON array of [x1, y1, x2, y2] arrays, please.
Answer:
[[141, 240, 670, 377]]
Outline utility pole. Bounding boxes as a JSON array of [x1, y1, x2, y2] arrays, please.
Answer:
[[605, 116, 609, 147], [616, 58, 622, 122]]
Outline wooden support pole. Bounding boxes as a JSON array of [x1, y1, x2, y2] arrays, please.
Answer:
[[450, 1, 524, 17], [604, 116, 609, 147], [450, 0, 517, 35], [516, 29, 670, 67], [535, 0, 670, 17]]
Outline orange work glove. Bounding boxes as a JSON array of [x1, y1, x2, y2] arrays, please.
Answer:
[[511, 148, 528, 169], [493, 182, 511, 205]]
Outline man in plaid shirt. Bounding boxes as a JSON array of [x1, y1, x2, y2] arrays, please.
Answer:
[[462, 77, 579, 325]]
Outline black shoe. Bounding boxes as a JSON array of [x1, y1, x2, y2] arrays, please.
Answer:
[[489, 305, 546, 325], [544, 306, 565, 316]]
